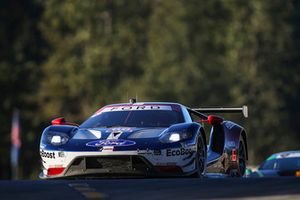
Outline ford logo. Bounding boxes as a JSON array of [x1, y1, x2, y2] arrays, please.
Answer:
[[86, 139, 136, 147]]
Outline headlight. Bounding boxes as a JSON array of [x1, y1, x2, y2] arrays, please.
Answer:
[[47, 132, 69, 146], [159, 130, 192, 143]]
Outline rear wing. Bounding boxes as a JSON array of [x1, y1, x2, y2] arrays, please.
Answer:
[[192, 105, 248, 118]]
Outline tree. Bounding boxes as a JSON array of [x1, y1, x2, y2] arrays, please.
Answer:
[[39, 0, 151, 121], [0, 0, 45, 178]]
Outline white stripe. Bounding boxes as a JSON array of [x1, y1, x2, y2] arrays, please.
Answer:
[[101, 105, 172, 113]]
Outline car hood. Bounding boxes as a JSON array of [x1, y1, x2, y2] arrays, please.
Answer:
[[42, 125, 184, 151], [73, 127, 167, 140], [251, 170, 279, 177]]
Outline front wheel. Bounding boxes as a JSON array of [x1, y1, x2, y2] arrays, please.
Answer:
[[192, 134, 207, 177]]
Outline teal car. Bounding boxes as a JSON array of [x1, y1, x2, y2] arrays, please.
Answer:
[[248, 151, 300, 177]]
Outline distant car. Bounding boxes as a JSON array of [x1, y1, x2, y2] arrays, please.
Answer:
[[39, 100, 248, 179], [249, 151, 300, 177]]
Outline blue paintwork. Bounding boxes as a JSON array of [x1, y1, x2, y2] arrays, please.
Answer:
[[206, 120, 246, 167], [40, 122, 201, 152], [223, 121, 244, 149], [40, 101, 248, 176]]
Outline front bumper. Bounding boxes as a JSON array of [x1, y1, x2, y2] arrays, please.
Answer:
[[40, 155, 163, 179], [40, 148, 197, 179]]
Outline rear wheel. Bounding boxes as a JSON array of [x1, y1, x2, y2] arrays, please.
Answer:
[[192, 134, 207, 177], [229, 137, 246, 177], [238, 137, 246, 176]]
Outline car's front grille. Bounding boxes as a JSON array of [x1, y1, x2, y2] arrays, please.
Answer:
[[65, 155, 153, 176], [86, 156, 132, 170]]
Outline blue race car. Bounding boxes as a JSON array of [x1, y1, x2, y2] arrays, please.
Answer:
[[248, 151, 300, 177], [39, 100, 248, 178]]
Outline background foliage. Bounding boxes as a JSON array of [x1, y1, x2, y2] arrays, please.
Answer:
[[0, 0, 300, 179]]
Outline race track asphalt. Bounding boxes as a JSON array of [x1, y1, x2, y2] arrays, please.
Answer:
[[0, 177, 299, 200]]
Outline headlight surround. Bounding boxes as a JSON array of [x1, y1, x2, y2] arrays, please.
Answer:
[[46, 132, 70, 146], [159, 129, 192, 143]]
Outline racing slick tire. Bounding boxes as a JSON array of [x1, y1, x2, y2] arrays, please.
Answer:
[[192, 134, 207, 177], [228, 136, 247, 177]]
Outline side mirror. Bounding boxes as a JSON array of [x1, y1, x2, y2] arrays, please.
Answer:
[[207, 115, 223, 125], [51, 117, 78, 126]]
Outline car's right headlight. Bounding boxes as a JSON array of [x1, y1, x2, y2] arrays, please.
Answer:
[[159, 129, 192, 143], [46, 132, 70, 146]]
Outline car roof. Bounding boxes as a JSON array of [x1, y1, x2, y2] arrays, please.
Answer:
[[106, 102, 184, 107], [267, 150, 300, 160], [91, 102, 187, 117]]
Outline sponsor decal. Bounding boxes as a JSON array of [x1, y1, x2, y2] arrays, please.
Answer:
[[58, 151, 65, 158], [86, 139, 136, 147], [40, 149, 55, 159], [137, 149, 153, 155], [154, 149, 161, 155], [106, 127, 133, 133], [106, 105, 168, 111], [102, 146, 114, 151], [166, 148, 193, 157], [139, 149, 161, 156], [92, 105, 173, 117], [99, 105, 171, 113]]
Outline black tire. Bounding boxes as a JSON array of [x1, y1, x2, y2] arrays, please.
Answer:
[[237, 137, 246, 176], [229, 136, 246, 177], [192, 134, 207, 177]]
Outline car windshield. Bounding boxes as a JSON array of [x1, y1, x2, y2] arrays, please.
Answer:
[[259, 157, 300, 171], [80, 109, 184, 128]]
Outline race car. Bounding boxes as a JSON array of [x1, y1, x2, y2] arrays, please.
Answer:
[[39, 100, 248, 179], [248, 151, 300, 177]]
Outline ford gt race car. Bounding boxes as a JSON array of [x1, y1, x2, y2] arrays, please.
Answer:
[[39, 100, 248, 179]]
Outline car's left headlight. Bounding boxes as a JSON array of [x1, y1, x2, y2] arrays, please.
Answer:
[[46, 132, 70, 146], [159, 130, 192, 143]]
